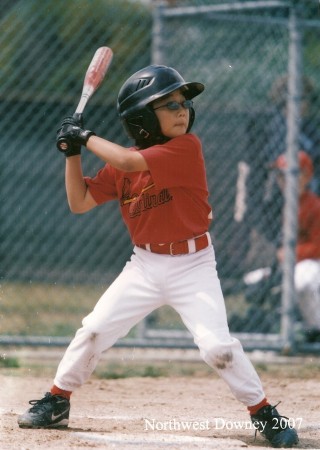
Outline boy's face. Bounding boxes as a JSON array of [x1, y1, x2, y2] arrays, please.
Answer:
[[152, 89, 190, 139]]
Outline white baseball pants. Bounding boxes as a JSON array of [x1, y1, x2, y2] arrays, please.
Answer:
[[54, 245, 265, 407], [295, 259, 320, 330]]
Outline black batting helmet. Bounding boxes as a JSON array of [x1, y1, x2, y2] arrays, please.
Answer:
[[117, 65, 204, 148]]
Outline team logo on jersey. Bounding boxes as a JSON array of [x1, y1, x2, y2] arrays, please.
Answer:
[[120, 178, 172, 217]]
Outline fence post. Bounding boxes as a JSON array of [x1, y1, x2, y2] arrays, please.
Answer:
[[281, 4, 302, 353], [151, 2, 165, 64]]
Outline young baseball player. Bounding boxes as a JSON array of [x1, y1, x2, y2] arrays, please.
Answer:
[[273, 151, 320, 341], [18, 65, 298, 447]]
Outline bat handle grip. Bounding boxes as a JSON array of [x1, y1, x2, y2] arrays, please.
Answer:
[[75, 95, 89, 114]]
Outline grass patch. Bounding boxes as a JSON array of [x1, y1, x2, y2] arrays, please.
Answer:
[[0, 281, 104, 336], [0, 281, 188, 338], [256, 361, 320, 379], [98, 364, 166, 379], [0, 281, 267, 339], [0, 354, 20, 368], [95, 357, 214, 380]]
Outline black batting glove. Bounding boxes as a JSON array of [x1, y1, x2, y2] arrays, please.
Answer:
[[56, 113, 95, 157], [57, 113, 84, 157], [60, 112, 84, 129]]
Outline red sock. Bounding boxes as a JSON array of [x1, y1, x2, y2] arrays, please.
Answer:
[[50, 385, 72, 400], [247, 398, 270, 415]]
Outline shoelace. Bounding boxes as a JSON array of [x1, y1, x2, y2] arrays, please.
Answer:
[[28, 394, 53, 412]]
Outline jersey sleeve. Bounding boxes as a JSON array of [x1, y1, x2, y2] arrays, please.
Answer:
[[140, 134, 203, 190], [84, 165, 117, 205], [296, 199, 320, 261]]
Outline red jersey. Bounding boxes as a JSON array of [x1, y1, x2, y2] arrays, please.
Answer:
[[84, 133, 212, 244], [297, 190, 320, 261]]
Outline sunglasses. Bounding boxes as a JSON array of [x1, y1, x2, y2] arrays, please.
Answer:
[[153, 99, 193, 111]]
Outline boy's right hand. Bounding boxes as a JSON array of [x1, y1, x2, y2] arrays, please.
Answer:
[[61, 113, 84, 128]]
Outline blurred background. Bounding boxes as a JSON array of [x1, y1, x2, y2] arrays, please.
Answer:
[[1, 0, 319, 351]]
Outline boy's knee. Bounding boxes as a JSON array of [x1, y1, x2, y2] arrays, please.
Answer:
[[198, 334, 238, 370]]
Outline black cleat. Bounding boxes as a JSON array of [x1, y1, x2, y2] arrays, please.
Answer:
[[18, 392, 70, 428], [251, 404, 299, 448]]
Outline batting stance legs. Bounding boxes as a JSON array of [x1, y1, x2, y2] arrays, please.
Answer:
[[54, 245, 265, 407]]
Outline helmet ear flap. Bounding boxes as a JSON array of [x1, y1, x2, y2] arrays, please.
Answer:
[[124, 106, 196, 145], [123, 108, 165, 148], [124, 115, 150, 139], [187, 107, 195, 133]]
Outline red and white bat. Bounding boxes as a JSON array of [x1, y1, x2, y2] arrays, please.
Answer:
[[75, 46, 113, 114], [57, 46, 113, 151]]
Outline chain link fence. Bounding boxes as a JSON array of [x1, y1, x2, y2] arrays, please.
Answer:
[[1, 0, 320, 353]]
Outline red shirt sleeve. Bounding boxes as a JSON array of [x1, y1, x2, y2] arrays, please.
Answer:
[[84, 165, 117, 204], [140, 134, 204, 190]]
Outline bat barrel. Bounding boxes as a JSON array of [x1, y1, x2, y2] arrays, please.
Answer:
[[75, 47, 113, 114], [83, 47, 113, 92]]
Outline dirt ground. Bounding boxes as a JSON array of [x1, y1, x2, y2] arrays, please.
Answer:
[[1, 349, 320, 450]]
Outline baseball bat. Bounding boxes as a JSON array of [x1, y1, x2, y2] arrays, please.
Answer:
[[57, 46, 113, 151]]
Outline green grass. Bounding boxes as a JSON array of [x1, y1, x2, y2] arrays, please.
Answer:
[[98, 364, 166, 379], [0, 281, 104, 336], [0, 281, 188, 337], [2, 351, 320, 380], [0, 280, 282, 341], [0, 353, 213, 379], [0, 354, 20, 368]]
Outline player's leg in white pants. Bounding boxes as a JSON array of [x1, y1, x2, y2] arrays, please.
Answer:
[[162, 245, 266, 407], [295, 259, 320, 330], [54, 254, 165, 391]]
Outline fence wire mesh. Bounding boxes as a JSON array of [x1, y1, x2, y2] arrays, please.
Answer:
[[1, 0, 320, 352]]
